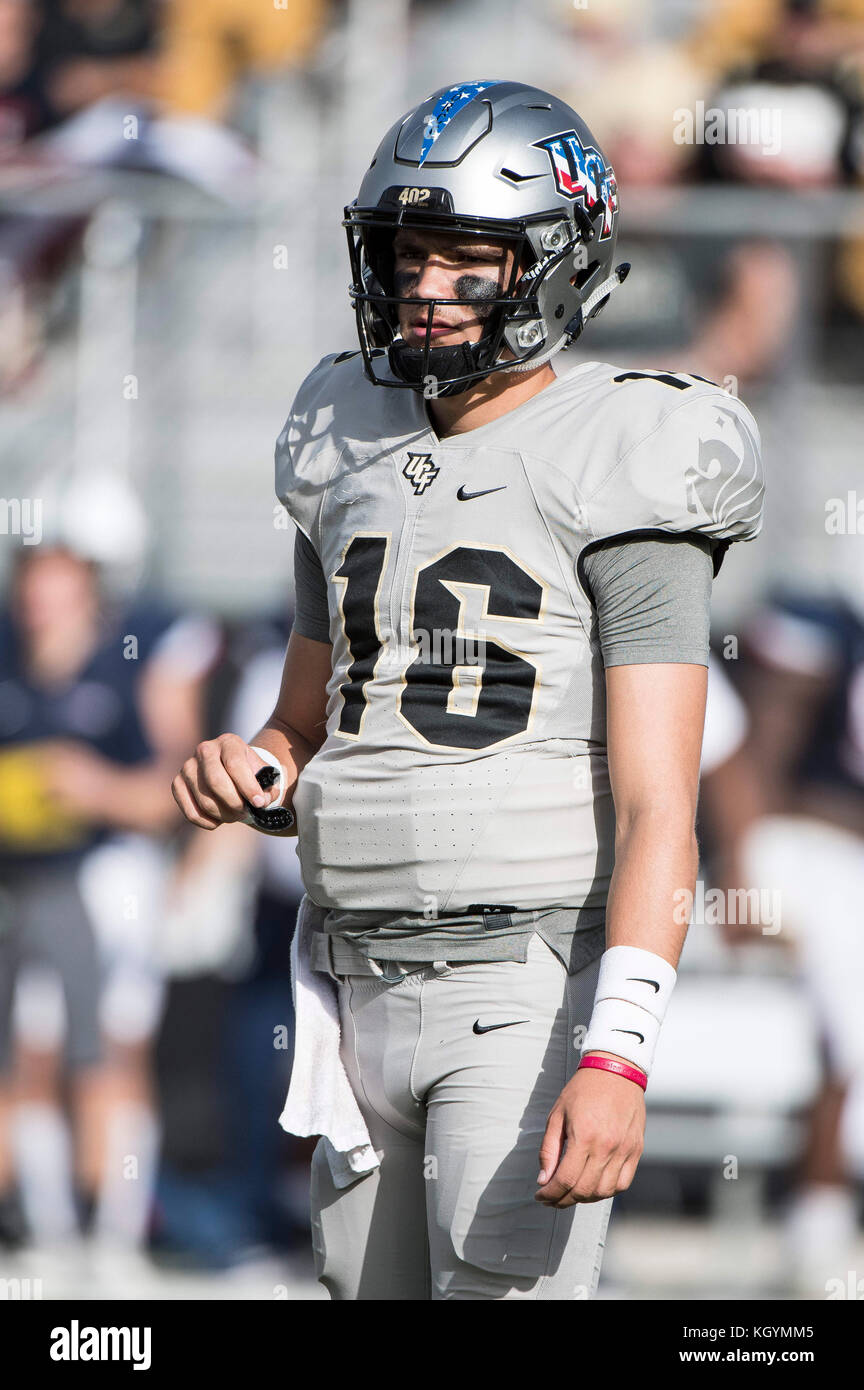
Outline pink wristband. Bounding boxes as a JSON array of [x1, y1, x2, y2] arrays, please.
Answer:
[[578, 1054, 647, 1091]]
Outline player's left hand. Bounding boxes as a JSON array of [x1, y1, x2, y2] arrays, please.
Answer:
[[534, 1061, 645, 1208]]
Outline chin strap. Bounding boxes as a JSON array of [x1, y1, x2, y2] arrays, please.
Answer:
[[498, 330, 573, 375], [579, 260, 631, 324], [502, 262, 631, 374]]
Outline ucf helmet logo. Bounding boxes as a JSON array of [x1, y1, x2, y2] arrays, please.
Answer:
[[403, 453, 439, 495], [532, 130, 618, 239]]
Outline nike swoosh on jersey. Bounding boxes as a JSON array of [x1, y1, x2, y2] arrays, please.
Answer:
[[473, 1018, 528, 1034], [456, 484, 507, 501]]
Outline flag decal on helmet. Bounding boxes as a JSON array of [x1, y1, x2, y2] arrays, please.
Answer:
[[418, 80, 501, 165], [532, 131, 618, 238]]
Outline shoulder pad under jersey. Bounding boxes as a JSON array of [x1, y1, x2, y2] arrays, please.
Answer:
[[583, 372, 764, 573], [275, 351, 379, 542]]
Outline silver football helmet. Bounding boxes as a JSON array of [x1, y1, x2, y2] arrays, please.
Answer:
[[343, 78, 629, 397]]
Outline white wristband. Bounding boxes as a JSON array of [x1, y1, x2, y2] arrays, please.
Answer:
[[581, 945, 677, 1078], [240, 744, 291, 833]]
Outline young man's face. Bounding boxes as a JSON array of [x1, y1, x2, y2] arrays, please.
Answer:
[[391, 227, 520, 347]]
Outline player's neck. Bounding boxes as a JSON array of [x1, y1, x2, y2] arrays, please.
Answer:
[[426, 363, 557, 440]]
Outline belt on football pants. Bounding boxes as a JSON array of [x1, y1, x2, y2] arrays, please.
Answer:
[[325, 935, 458, 981], [322, 904, 524, 981]]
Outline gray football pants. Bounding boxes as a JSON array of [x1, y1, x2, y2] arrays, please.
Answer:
[[309, 931, 614, 1300]]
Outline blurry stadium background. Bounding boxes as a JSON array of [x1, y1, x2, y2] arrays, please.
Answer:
[[1, 0, 864, 1301]]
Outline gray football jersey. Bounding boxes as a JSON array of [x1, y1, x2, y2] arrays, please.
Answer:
[[275, 351, 764, 914]]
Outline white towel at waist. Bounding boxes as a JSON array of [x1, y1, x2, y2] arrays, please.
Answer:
[[278, 893, 380, 1189]]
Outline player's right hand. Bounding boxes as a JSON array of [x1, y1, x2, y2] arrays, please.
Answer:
[[171, 734, 277, 831]]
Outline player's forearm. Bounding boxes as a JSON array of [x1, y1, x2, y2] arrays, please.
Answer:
[[578, 810, 696, 1075], [605, 808, 699, 969]]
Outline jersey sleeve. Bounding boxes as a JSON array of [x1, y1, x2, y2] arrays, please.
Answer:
[[582, 533, 714, 667], [584, 388, 764, 575], [292, 529, 332, 644]]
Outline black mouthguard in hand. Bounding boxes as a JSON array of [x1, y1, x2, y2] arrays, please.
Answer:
[[243, 764, 295, 832]]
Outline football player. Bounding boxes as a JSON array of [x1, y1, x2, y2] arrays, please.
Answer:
[[173, 79, 765, 1300]]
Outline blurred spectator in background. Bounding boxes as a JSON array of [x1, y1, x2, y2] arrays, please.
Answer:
[[150, 605, 313, 1271], [36, 0, 161, 128], [687, 0, 864, 85], [685, 0, 864, 387], [0, 0, 163, 150], [156, 0, 325, 121], [0, 472, 221, 1265], [567, 0, 864, 391], [0, 0, 51, 145], [34, 0, 329, 183], [0, 0, 329, 148], [699, 551, 864, 1294], [0, 0, 331, 392], [0, 0, 82, 394]]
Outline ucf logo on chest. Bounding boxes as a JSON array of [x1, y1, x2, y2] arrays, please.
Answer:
[[402, 453, 439, 495]]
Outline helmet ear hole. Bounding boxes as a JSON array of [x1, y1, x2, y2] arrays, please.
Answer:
[[571, 259, 599, 290], [362, 300, 390, 348]]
